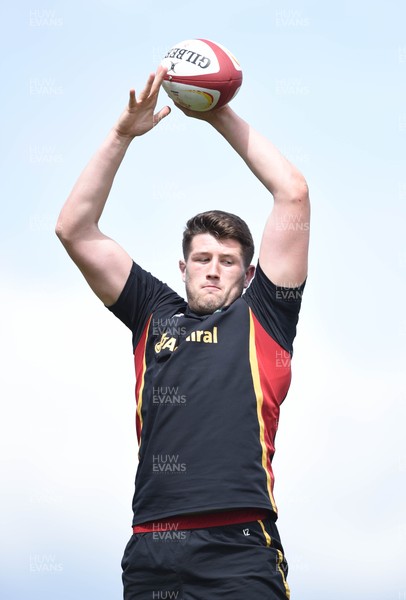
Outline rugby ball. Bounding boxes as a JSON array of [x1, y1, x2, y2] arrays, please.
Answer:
[[160, 39, 242, 112]]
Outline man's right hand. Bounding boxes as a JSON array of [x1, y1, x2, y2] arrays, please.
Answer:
[[114, 66, 171, 140]]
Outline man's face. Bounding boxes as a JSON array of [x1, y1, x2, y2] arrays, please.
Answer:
[[179, 233, 255, 314]]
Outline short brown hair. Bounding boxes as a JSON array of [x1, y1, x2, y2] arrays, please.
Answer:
[[182, 210, 254, 268]]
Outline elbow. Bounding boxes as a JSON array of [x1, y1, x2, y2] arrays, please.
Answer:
[[289, 171, 309, 204], [293, 178, 310, 205], [55, 219, 63, 241], [54, 216, 79, 248], [55, 218, 65, 242], [55, 217, 71, 246], [276, 175, 310, 206], [55, 215, 100, 249]]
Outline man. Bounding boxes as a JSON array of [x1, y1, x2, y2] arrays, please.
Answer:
[[56, 66, 310, 599]]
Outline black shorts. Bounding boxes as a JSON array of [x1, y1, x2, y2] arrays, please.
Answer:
[[121, 516, 290, 599]]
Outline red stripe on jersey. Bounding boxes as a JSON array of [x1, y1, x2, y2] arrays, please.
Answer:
[[134, 316, 152, 446], [249, 310, 292, 513], [133, 508, 270, 532]]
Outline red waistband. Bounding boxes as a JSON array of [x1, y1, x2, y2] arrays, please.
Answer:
[[133, 508, 270, 533]]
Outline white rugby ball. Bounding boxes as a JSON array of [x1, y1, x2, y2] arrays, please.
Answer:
[[160, 38, 242, 112]]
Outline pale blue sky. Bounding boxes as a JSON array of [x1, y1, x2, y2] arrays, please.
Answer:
[[1, 1, 405, 599]]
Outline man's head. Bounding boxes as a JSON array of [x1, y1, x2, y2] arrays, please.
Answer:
[[179, 210, 255, 314], [182, 210, 254, 268]]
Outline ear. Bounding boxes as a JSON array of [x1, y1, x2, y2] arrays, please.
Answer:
[[179, 259, 187, 282], [243, 264, 256, 288]]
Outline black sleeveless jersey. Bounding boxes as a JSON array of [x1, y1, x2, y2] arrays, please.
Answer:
[[108, 261, 305, 525]]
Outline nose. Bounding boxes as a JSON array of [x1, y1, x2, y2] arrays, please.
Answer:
[[206, 258, 220, 279]]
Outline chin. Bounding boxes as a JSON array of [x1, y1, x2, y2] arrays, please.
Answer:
[[194, 303, 222, 315], [190, 296, 225, 315]]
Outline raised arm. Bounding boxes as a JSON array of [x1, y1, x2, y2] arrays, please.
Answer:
[[181, 105, 310, 287], [55, 68, 170, 306]]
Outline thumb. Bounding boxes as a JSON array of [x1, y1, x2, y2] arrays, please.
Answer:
[[153, 105, 171, 127]]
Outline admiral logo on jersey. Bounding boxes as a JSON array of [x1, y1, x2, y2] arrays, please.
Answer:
[[185, 326, 218, 343], [154, 326, 219, 354], [154, 332, 178, 354]]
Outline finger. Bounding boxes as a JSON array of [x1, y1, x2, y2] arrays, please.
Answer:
[[149, 65, 168, 97], [153, 105, 171, 127], [128, 89, 136, 108], [137, 73, 155, 102]]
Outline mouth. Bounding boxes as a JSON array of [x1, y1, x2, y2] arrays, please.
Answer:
[[202, 285, 221, 291]]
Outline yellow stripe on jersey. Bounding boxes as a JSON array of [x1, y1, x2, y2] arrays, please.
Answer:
[[258, 519, 290, 599], [248, 309, 278, 513], [276, 549, 291, 599], [258, 519, 271, 547]]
